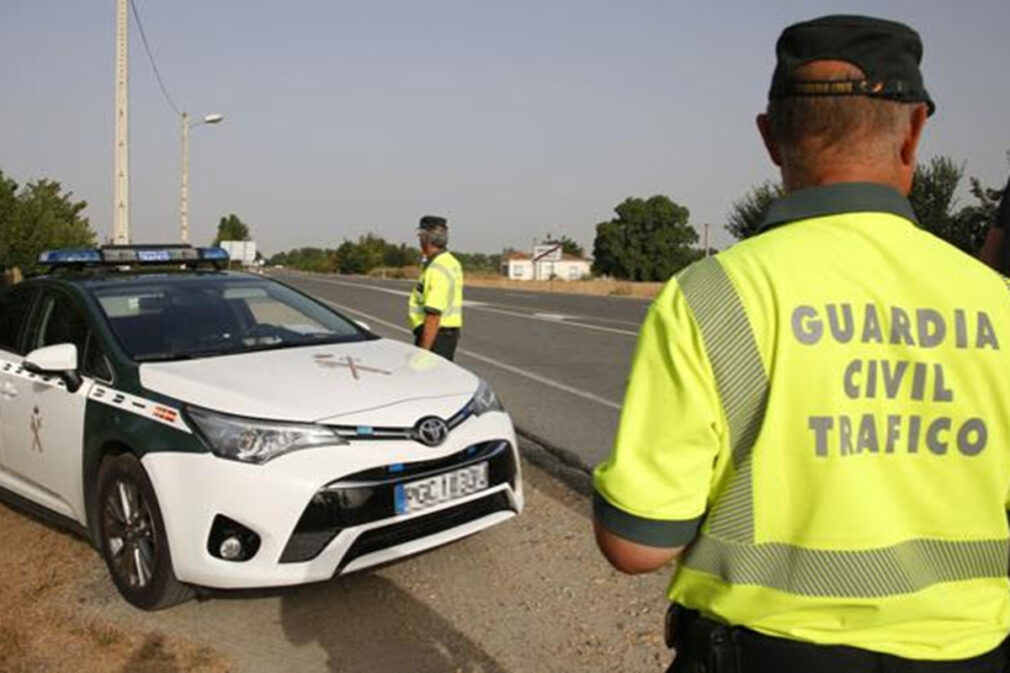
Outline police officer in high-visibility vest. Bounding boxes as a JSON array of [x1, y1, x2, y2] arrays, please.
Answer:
[[409, 215, 463, 360], [594, 15, 1010, 673]]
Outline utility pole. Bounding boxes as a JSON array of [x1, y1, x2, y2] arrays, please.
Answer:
[[113, 0, 130, 244], [704, 222, 710, 257], [180, 112, 190, 243]]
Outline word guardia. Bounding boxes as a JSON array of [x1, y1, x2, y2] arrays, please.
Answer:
[[792, 303, 998, 458]]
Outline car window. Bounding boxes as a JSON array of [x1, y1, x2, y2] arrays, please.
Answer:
[[82, 333, 113, 382], [34, 291, 90, 357], [90, 276, 372, 362], [0, 285, 38, 355]]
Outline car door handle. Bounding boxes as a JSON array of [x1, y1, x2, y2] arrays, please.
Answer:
[[0, 381, 17, 399]]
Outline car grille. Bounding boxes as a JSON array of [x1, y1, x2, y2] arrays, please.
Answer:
[[336, 491, 515, 573], [328, 402, 473, 443], [278, 439, 516, 563]]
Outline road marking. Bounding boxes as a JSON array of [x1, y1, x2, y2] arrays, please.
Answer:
[[320, 299, 622, 411], [296, 276, 639, 337], [467, 305, 638, 336], [298, 276, 488, 306]]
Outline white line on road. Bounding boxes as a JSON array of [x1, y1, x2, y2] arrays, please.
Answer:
[[466, 304, 638, 336], [320, 299, 623, 411], [298, 276, 489, 306], [295, 275, 639, 336]]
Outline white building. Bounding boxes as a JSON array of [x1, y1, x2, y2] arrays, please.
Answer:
[[501, 251, 592, 281]]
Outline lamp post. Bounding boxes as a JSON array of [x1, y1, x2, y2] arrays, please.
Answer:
[[179, 111, 223, 244]]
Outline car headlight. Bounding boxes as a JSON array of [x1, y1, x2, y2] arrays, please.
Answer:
[[471, 379, 504, 416], [187, 407, 347, 464]]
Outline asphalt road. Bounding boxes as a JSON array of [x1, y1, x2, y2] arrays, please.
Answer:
[[273, 272, 653, 472]]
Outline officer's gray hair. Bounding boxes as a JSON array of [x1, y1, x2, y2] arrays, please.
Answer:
[[766, 62, 918, 178], [422, 227, 449, 249]]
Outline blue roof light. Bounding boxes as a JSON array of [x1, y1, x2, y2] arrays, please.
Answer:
[[199, 247, 230, 261], [38, 249, 103, 264]]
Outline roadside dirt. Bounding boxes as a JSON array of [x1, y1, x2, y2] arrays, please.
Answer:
[[0, 504, 231, 673], [0, 458, 672, 673]]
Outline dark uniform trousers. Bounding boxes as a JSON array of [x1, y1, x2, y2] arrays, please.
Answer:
[[413, 326, 460, 361], [667, 607, 1009, 673]]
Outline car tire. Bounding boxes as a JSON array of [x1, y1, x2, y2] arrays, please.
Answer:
[[96, 453, 193, 610]]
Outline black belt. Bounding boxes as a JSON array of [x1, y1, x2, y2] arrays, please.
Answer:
[[665, 605, 1009, 673], [412, 326, 460, 333]]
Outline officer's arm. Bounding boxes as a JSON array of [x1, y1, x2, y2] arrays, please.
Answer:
[[979, 227, 1004, 270], [980, 173, 1010, 272], [594, 521, 684, 574], [592, 278, 721, 576], [419, 311, 441, 350]]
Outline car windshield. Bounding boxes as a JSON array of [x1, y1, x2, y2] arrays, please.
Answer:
[[88, 275, 373, 362]]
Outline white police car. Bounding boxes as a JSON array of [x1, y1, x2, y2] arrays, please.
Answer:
[[0, 245, 522, 609]]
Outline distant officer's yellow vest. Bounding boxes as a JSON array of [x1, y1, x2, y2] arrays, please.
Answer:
[[594, 184, 1010, 661], [409, 251, 463, 330]]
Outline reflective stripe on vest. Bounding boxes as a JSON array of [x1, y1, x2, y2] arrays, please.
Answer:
[[428, 262, 461, 318], [676, 257, 1009, 598]]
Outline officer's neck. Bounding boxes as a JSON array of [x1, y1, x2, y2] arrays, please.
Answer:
[[783, 163, 910, 197], [423, 246, 446, 262]]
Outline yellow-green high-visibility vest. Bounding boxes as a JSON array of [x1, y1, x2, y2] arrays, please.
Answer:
[[408, 251, 464, 330], [594, 182, 1010, 661]]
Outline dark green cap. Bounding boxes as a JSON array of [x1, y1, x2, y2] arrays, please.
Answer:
[[770, 15, 935, 116], [417, 215, 447, 231]]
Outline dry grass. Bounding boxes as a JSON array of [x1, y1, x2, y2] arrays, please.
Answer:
[[0, 504, 233, 673], [366, 267, 663, 298], [464, 273, 663, 298]]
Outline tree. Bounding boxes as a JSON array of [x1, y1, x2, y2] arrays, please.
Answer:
[[335, 240, 372, 274], [591, 195, 703, 281], [213, 213, 250, 245], [727, 156, 1005, 255], [543, 234, 585, 258], [0, 171, 96, 274], [726, 180, 785, 240], [906, 156, 1005, 255]]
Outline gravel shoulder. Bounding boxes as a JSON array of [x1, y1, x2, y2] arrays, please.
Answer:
[[0, 453, 672, 673]]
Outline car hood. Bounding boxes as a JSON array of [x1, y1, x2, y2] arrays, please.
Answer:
[[138, 339, 478, 424]]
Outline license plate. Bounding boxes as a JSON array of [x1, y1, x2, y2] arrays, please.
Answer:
[[395, 462, 489, 515]]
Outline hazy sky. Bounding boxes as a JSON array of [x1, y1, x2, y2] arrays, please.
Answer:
[[2, 1, 1009, 257]]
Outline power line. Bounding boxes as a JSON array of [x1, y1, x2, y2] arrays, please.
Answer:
[[129, 0, 182, 116]]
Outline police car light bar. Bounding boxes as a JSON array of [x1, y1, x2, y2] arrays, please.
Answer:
[[38, 245, 230, 267]]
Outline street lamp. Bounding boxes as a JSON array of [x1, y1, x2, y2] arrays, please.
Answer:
[[180, 111, 223, 244]]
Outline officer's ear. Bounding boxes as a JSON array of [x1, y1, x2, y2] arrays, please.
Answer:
[[900, 103, 928, 168], [756, 113, 782, 167]]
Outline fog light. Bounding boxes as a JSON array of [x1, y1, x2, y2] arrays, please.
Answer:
[[219, 536, 244, 561], [207, 514, 261, 562]]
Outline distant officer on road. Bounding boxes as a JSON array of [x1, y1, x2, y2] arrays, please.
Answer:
[[594, 15, 1010, 672], [409, 215, 463, 360]]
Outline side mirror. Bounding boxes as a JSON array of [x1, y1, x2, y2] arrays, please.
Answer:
[[355, 320, 372, 332], [23, 344, 83, 393]]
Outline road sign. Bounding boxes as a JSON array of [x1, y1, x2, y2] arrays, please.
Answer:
[[533, 244, 562, 262], [220, 240, 257, 264]]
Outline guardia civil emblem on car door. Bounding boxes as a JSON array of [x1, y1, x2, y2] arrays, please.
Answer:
[[30, 406, 43, 453]]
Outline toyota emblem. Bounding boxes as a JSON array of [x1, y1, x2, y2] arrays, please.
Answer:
[[414, 416, 449, 447]]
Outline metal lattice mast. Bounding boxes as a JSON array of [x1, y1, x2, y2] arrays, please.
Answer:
[[113, 0, 130, 244]]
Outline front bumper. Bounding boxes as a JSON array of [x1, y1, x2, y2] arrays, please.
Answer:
[[142, 411, 522, 589]]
